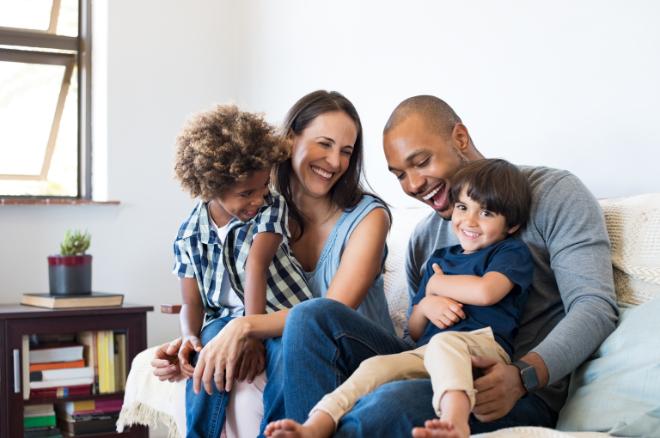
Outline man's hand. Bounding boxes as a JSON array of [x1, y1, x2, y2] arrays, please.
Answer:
[[151, 338, 186, 382], [471, 356, 526, 422], [234, 337, 265, 383], [178, 335, 203, 378], [420, 295, 465, 329]]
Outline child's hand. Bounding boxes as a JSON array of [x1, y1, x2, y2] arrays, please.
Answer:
[[151, 338, 185, 382], [431, 263, 444, 276], [425, 263, 445, 296], [420, 295, 465, 329], [178, 335, 203, 378]]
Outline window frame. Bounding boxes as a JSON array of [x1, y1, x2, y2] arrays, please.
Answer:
[[0, 0, 92, 200]]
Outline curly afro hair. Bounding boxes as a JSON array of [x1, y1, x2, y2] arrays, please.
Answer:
[[175, 105, 290, 201]]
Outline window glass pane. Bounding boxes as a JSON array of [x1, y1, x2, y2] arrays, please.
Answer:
[[47, 66, 78, 196], [0, 1, 53, 32], [0, 60, 78, 196], [57, 0, 79, 37]]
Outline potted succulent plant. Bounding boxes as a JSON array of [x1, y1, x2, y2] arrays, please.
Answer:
[[48, 230, 92, 296]]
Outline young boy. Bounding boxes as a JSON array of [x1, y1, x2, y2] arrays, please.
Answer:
[[265, 158, 533, 438], [171, 105, 313, 435]]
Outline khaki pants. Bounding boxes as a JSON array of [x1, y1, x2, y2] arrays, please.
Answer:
[[311, 327, 510, 425]]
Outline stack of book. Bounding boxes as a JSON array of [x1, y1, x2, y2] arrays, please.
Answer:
[[23, 404, 62, 437], [56, 398, 123, 435], [22, 331, 127, 400], [29, 343, 93, 399], [21, 292, 124, 309]]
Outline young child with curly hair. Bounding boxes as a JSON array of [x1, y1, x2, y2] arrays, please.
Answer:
[[172, 105, 313, 435], [266, 159, 533, 438]]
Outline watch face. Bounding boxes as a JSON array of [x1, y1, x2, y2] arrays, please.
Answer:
[[521, 366, 539, 391]]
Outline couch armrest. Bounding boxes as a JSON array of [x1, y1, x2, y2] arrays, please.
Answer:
[[160, 304, 182, 314]]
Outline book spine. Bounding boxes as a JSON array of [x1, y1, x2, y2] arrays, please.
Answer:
[[30, 345, 83, 364], [22, 335, 30, 400], [30, 377, 94, 389], [97, 331, 107, 393], [23, 414, 56, 428], [29, 359, 85, 372], [34, 366, 93, 381], [30, 384, 92, 399], [108, 331, 115, 392]]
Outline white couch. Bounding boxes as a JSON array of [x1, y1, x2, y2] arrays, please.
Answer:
[[117, 194, 660, 437]]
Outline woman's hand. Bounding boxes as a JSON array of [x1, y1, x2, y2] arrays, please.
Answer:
[[420, 295, 466, 329], [192, 317, 261, 394], [178, 335, 203, 378], [151, 338, 186, 382]]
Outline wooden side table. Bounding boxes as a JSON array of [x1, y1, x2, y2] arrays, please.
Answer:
[[0, 303, 153, 438]]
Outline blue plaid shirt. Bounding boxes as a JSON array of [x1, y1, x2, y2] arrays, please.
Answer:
[[173, 192, 312, 326]]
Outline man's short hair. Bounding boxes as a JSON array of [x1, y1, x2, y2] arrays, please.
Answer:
[[449, 159, 531, 231], [383, 95, 462, 138]]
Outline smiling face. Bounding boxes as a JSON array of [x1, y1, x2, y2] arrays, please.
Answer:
[[290, 110, 358, 200], [212, 168, 271, 224], [451, 187, 519, 254], [384, 114, 469, 219]]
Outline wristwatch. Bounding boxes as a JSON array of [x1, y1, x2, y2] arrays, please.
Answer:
[[512, 360, 540, 393]]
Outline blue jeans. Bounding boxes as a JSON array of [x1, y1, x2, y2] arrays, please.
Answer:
[[260, 337, 285, 435], [281, 299, 410, 422], [283, 299, 558, 436], [185, 316, 235, 438], [186, 317, 284, 438]]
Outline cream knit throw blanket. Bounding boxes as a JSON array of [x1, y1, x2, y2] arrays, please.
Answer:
[[600, 194, 660, 305]]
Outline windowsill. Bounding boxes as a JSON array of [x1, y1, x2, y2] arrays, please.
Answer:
[[0, 198, 120, 206]]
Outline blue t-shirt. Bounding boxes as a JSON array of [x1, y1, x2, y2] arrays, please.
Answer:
[[411, 238, 533, 356]]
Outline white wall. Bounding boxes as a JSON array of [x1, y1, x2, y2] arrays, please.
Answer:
[[0, 0, 240, 346], [235, 0, 660, 207], [1, 1, 659, 346]]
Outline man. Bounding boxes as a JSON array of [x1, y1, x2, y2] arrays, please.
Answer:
[[280, 95, 618, 436]]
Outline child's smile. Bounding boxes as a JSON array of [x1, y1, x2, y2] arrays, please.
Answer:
[[451, 188, 515, 254], [211, 169, 271, 225]]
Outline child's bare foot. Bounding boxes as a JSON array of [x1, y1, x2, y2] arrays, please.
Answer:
[[265, 413, 335, 438], [411, 419, 469, 438], [264, 419, 309, 437]]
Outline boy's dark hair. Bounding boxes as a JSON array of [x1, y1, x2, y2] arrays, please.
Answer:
[[274, 90, 390, 240], [450, 159, 531, 231], [175, 105, 289, 201]]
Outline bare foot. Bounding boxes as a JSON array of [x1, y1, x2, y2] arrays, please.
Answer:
[[411, 419, 469, 438], [264, 419, 309, 437], [264, 416, 334, 438]]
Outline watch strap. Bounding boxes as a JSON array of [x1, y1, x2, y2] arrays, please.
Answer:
[[512, 359, 540, 393]]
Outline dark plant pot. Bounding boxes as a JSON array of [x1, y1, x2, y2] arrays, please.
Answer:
[[48, 255, 93, 296]]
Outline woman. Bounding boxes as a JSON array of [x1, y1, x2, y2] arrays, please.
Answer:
[[152, 90, 394, 436]]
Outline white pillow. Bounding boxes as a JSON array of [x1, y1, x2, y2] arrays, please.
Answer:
[[384, 207, 432, 337], [557, 297, 660, 434]]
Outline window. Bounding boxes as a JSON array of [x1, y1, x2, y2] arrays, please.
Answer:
[[0, 0, 91, 198]]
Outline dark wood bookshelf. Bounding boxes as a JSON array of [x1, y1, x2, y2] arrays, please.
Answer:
[[60, 425, 148, 438], [25, 390, 126, 405], [0, 303, 153, 438]]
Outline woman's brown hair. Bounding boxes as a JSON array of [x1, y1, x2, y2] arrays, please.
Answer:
[[274, 90, 389, 239]]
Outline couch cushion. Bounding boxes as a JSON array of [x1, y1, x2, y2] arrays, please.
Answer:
[[556, 296, 660, 434], [599, 193, 660, 305], [384, 207, 431, 337]]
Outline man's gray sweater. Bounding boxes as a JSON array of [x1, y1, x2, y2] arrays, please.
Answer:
[[405, 166, 619, 413]]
